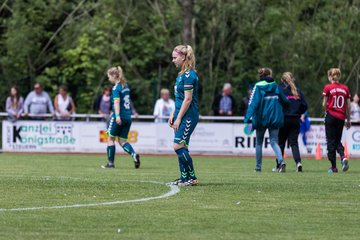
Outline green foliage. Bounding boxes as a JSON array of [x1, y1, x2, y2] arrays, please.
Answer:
[[0, 0, 359, 115]]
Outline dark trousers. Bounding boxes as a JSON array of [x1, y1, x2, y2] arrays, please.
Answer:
[[279, 116, 301, 163], [325, 113, 345, 168]]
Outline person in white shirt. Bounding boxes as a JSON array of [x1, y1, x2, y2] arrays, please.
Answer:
[[54, 85, 76, 120], [153, 88, 175, 123], [350, 93, 360, 122], [24, 82, 55, 120]]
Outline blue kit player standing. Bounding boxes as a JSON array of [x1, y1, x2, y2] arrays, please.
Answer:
[[101, 66, 140, 169], [168, 45, 199, 186]]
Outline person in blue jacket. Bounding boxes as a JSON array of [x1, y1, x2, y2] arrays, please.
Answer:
[[275, 72, 308, 172], [244, 68, 289, 172]]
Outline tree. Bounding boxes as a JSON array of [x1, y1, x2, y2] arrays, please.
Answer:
[[0, 0, 359, 117], [181, 0, 193, 45]]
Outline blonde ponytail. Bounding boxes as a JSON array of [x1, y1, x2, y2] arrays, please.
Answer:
[[107, 66, 127, 87], [327, 68, 341, 82], [281, 72, 299, 99], [173, 45, 196, 74]]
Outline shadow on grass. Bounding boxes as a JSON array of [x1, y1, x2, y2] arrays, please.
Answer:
[[195, 182, 240, 187]]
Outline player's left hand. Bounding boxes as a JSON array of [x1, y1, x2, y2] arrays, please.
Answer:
[[172, 119, 181, 132], [116, 117, 121, 125]]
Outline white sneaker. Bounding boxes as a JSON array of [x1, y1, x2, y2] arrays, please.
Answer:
[[296, 162, 303, 172], [342, 158, 349, 172], [166, 178, 184, 185], [178, 179, 198, 186], [278, 163, 286, 173]]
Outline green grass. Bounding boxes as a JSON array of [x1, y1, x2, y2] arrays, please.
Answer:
[[0, 153, 359, 240]]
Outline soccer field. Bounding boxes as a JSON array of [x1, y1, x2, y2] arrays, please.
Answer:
[[0, 153, 359, 240]]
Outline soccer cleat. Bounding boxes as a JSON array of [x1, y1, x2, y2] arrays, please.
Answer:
[[178, 179, 198, 186], [101, 163, 115, 169], [341, 158, 349, 172], [327, 167, 338, 173], [187, 179, 198, 186], [278, 163, 286, 173], [167, 178, 186, 185], [133, 154, 140, 169], [296, 162, 303, 172]]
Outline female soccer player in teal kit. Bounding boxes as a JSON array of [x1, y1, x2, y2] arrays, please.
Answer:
[[168, 45, 199, 186], [101, 66, 140, 169]]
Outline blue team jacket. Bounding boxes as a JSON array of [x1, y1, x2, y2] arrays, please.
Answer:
[[244, 77, 289, 129]]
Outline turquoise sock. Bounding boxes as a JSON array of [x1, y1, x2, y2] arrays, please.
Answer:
[[122, 142, 136, 158], [175, 148, 188, 181], [178, 158, 187, 181], [175, 148, 197, 181], [185, 149, 197, 180], [107, 145, 115, 164]]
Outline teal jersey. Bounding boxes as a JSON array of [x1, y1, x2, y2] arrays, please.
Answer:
[[111, 83, 132, 119], [174, 69, 199, 119]]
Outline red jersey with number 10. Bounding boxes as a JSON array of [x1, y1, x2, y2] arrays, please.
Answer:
[[322, 82, 351, 120]]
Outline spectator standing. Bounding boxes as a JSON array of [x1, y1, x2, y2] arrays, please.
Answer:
[[130, 100, 139, 118], [212, 83, 236, 116], [94, 87, 112, 120], [350, 93, 360, 122], [54, 85, 76, 120], [239, 87, 252, 116], [24, 82, 54, 120], [6, 86, 24, 122], [153, 88, 175, 123]]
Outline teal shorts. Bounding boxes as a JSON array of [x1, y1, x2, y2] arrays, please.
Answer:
[[173, 116, 198, 146], [107, 117, 132, 140]]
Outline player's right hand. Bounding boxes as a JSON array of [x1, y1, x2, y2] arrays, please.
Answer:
[[116, 117, 121, 125], [168, 117, 173, 127], [345, 120, 351, 129]]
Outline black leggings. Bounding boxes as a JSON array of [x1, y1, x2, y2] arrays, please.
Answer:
[[279, 117, 301, 163], [325, 113, 345, 168]]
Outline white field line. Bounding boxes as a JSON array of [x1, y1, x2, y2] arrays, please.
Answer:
[[0, 180, 180, 212]]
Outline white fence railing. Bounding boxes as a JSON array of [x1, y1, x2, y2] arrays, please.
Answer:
[[0, 112, 326, 123]]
